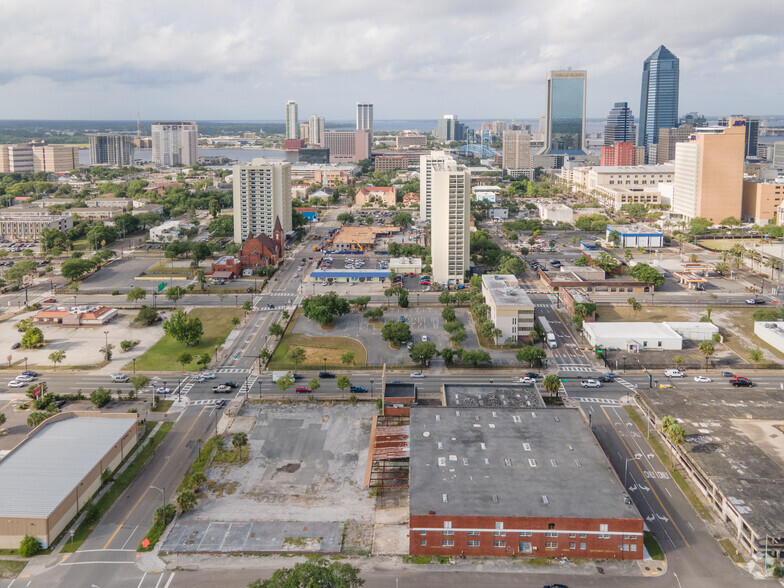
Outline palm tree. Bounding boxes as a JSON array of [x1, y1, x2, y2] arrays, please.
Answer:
[[177, 490, 197, 512], [48, 350, 66, 371], [232, 432, 248, 459], [698, 340, 714, 368]]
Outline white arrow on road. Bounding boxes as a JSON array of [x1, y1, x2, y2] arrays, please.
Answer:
[[646, 514, 655, 522], [628, 484, 638, 492], [639, 485, 651, 492], [656, 514, 669, 523]]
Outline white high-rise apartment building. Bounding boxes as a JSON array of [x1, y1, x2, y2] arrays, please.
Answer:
[[232, 159, 292, 244], [356, 102, 373, 154], [309, 114, 325, 146], [419, 151, 451, 222], [430, 163, 470, 285], [502, 130, 532, 173], [151, 122, 198, 166], [286, 100, 299, 140], [89, 134, 135, 166]]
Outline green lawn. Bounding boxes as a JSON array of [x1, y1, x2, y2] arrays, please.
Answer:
[[128, 308, 243, 371], [644, 531, 665, 561], [269, 332, 367, 370], [0, 559, 26, 578]]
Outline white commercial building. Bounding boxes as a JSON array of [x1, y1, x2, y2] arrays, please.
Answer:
[[149, 220, 182, 243], [583, 321, 718, 351], [388, 256, 423, 274], [151, 122, 198, 166], [431, 163, 470, 285], [308, 114, 325, 146], [537, 202, 574, 224], [232, 159, 292, 243], [502, 130, 532, 175], [286, 100, 298, 140], [420, 151, 452, 222], [473, 185, 503, 203], [605, 224, 664, 248], [481, 274, 535, 344], [0, 213, 73, 241], [322, 130, 370, 164]]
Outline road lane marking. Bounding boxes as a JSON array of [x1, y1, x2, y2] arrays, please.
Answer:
[[164, 573, 176, 588], [600, 406, 689, 547], [121, 526, 138, 549], [102, 407, 208, 550], [136, 572, 147, 588]]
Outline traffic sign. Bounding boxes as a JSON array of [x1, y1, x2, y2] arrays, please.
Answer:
[[158, 282, 166, 292]]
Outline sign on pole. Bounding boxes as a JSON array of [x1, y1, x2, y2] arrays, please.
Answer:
[[158, 282, 166, 292]]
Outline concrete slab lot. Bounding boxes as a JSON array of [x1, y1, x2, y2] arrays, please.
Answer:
[[167, 403, 376, 554]]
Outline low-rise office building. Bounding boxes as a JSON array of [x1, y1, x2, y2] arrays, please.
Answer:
[[408, 407, 643, 559], [355, 186, 396, 208], [481, 274, 535, 344], [741, 180, 784, 224], [149, 220, 182, 243], [583, 321, 718, 351], [605, 224, 663, 248], [0, 413, 139, 549], [0, 213, 73, 241]]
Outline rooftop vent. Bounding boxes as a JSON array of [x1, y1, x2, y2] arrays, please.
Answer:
[[542, 495, 549, 505]]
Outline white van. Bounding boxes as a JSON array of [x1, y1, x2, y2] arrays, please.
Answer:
[[111, 373, 129, 383]]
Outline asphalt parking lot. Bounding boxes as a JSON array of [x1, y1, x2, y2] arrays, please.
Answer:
[[79, 257, 160, 291]]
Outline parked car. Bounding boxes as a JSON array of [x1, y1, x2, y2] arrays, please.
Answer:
[[516, 377, 536, 386], [295, 385, 311, 394], [664, 369, 684, 378], [581, 379, 602, 388], [319, 371, 336, 378], [410, 372, 425, 378], [745, 298, 765, 305], [7, 380, 26, 388], [11, 342, 20, 350], [43, 298, 57, 303], [15, 375, 33, 382], [693, 375, 712, 383], [731, 376, 753, 387], [421, 335, 428, 342], [349, 386, 368, 393], [399, 316, 406, 323]]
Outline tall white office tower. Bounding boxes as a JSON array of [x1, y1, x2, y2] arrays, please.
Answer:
[[232, 159, 293, 244], [356, 102, 373, 154], [309, 114, 325, 146], [430, 163, 470, 285], [286, 100, 299, 140], [151, 122, 198, 166], [419, 151, 452, 222]]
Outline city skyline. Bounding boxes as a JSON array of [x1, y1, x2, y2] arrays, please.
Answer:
[[0, 1, 782, 120]]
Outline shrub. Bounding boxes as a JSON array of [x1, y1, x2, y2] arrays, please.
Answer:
[[90, 388, 112, 408], [19, 535, 42, 557], [111, 290, 120, 295]]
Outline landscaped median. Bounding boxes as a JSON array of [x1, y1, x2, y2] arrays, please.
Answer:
[[61, 421, 173, 553], [129, 308, 243, 371]]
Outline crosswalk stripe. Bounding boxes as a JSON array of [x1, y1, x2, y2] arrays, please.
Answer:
[[573, 397, 620, 405]]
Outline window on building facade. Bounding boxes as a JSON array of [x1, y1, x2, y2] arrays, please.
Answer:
[[569, 542, 576, 550], [442, 540, 454, 547], [468, 540, 480, 547], [545, 541, 557, 550], [493, 540, 505, 548], [580, 542, 587, 550], [420, 539, 426, 546]]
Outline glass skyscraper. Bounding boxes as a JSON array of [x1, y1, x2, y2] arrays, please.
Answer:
[[543, 70, 587, 155], [603, 102, 636, 146], [638, 45, 679, 163]]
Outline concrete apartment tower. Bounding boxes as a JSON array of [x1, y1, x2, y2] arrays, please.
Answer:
[[151, 122, 198, 166], [541, 70, 587, 155], [430, 162, 470, 286], [672, 119, 745, 222], [89, 134, 135, 166], [356, 102, 373, 155], [419, 151, 451, 223], [309, 114, 325, 146], [232, 159, 292, 244], [286, 100, 299, 140], [502, 130, 532, 176]]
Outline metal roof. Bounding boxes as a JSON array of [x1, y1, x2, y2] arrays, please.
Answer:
[[0, 416, 136, 519], [310, 270, 390, 278]]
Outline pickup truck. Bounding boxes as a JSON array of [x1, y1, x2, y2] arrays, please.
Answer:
[[212, 385, 231, 394]]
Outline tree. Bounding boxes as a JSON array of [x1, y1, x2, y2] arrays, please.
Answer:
[[163, 310, 204, 345], [673, 355, 686, 368], [308, 377, 321, 392], [135, 306, 159, 326], [698, 340, 715, 368], [281, 309, 290, 320], [543, 374, 561, 397], [26, 411, 49, 428], [232, 432, 249, 458], [248, 557, 364, 588], [749, 348, 764, 367], [398, 290, 409, 308], [516, 345, 546, 367], [269, 322, 284, 337], [61, 258, 95, 280], [336, 375, 352, 392], [190, 241, 212, 264], [231, 316, 241, 327], [127, 286, 147, 305], [440, 347, 455, 364], [441, 307, 456, 322], [439, 291, 454, 305], [197, 353, 211, 369], [628, 263, 665, 287], [0, 412, 5, 430], [454, 291, 470, 307], [719, 216, 742, 227], [130, 375, 150, 393], [276, 373, 294, 393], [337, 212, 355, 225], [302, 292, 351, 327], [48, 349, 66, 371], [100, 342, 114, 361], [19, 535, 42, 558], [154, 503, 176, 527], [449, 328, 467, 346], [626, 296, 641, 319], [341, 351, 355, 366], [460, 349, 491, 365], [177, 490, 197, 512], [409, 341, 437, 367], [5, 260, 37, 287], [288, 347, 307, 370], [21, 326, 44, 349], [163, 285, 186, 306], [242, 300, 253, 313], [381, 321, 411, 346], [90, 388, 112, 408], [177, 352, 193, 371], [594, 252, 620, 272], [363, 307, 384, 321], [196, 269, 207, 290], [689, 217, 712, 236], [352, 296, 371, 311]]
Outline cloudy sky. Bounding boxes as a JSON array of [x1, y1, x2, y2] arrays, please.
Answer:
[[1, 0, 782, 121]]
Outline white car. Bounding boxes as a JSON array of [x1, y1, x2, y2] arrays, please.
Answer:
[[516, 377, 536, 386], [664, 369, 684, 378], [15, 375, 33, 382], [410, 372, 425, 379], [421, 335, 428, 342], [581, 379, 602, 388], [155, 387, 172, 395], [200, 372, 216, 380], [8, 380, 26, 388], [693, 375, 712, 383]]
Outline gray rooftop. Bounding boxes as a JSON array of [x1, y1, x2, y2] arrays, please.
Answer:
[[409, 407, 639, 520], [482, 274, 533, 308], [0, 415, 136, 519], [606, 224, 663, 235], [444, 384, 543, 409]]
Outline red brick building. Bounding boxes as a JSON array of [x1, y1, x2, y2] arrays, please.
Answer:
[[600, 142, 643, 166], [210, 256, 242, 279], [239, 216, 285, 270], [408, 407, 643, 560]]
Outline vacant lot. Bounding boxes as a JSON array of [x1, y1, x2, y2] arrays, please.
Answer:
[[270, 332, 367, 369], [130, 307, 243, 371]]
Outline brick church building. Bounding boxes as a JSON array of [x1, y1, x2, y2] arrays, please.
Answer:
[[239, 216, 285, 270]]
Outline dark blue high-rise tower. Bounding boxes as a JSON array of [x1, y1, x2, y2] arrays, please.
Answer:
[[638, 45, 679, 164]]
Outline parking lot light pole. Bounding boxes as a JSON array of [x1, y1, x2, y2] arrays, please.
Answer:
[[24, 357, 28, 371], [623, 355, 627, 374]]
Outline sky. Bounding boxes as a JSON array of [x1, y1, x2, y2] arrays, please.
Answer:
[[1, 0, 783, 121]]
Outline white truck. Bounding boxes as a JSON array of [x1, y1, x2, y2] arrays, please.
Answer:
[[538, 316, 557, 349], [272, 371, 292, 383]]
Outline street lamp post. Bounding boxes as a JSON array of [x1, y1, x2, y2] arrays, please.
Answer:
[[149, 485, 165, 522], [104, 330, 109, 360], [624, 456, 639, 488], [234, 294, 238, 307], [133, 357, 136, 374], [623, 355, 627, 374], [323, 356, 327, 372], [24, 357, 28, 371], [370, 378, 374, 396]]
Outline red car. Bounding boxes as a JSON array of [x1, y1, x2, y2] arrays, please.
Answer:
[[296, 385, 311, 394], [43, 298, 57, 303], [409, 272, 415, 277]]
